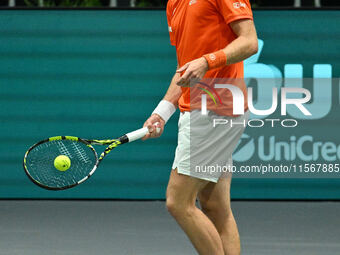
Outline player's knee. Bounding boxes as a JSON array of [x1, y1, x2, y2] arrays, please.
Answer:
[[166, 195, 193, 219], [166, 196, 184, 217], [200, 198, 231, 218], [165, 197, 177, 216], [200, 198, 217, 214]]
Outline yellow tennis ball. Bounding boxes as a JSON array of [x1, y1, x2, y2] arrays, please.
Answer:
[[54, 155, 71, 171]]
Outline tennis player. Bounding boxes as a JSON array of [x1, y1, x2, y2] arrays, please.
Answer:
[[143, 0, 257, 254]]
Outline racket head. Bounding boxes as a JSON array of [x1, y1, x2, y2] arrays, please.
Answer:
[[23, 136, 98, 190]]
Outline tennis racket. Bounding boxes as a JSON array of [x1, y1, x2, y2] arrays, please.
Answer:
[[23, 124, 160, 190]]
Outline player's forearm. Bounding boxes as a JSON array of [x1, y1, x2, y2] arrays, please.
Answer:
[[202, 20, 258, 70], [151, 72, 181, 123], [223, 35, 258, 65], [163, 72, 182, 108]]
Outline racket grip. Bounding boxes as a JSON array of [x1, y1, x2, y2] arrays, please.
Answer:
[[126, 122, 160, 143], [126, 127, 149, 143]]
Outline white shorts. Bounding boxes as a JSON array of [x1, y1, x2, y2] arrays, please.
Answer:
[[172, 110, 249, 183]]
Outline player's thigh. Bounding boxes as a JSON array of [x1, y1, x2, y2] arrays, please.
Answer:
[[166, 169, 208, 208], [198, 176, 232, 213]]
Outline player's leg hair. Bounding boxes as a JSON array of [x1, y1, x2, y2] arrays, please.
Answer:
[[198, 176, 241, 255], [166, 169, 224, 255]]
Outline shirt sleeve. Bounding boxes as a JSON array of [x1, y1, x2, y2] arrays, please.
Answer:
[[166, 1, 176, 46], [216, 0, 253, 25]]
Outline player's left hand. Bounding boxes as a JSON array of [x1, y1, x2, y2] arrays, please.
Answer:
[[176, 57, 209, 87]]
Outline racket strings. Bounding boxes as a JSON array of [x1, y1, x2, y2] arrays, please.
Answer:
[[70, 142, 92, 164], [56, 140, 72, 158], [25, 140, 96, 189]]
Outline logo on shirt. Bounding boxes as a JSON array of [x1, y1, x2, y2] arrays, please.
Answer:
[[172, 7, 176, 15], [189, 0, 197, 5], [168, 26, 173, 32], [233, 1, 246, 9]]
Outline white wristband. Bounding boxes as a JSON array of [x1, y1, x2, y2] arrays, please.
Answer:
[[152, 100, 176, 123]]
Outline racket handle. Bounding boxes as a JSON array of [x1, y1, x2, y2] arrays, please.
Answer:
[[125, 122, 160, 143], [126, 127, 149, 143]]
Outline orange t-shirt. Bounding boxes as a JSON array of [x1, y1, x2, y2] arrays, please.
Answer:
[[166, 0, 253, 116]]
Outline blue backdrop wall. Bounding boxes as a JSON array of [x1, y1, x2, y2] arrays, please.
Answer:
[[0, 10, 339, 199]]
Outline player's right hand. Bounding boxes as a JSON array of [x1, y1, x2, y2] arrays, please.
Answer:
[[142, 113, 165, 140]]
